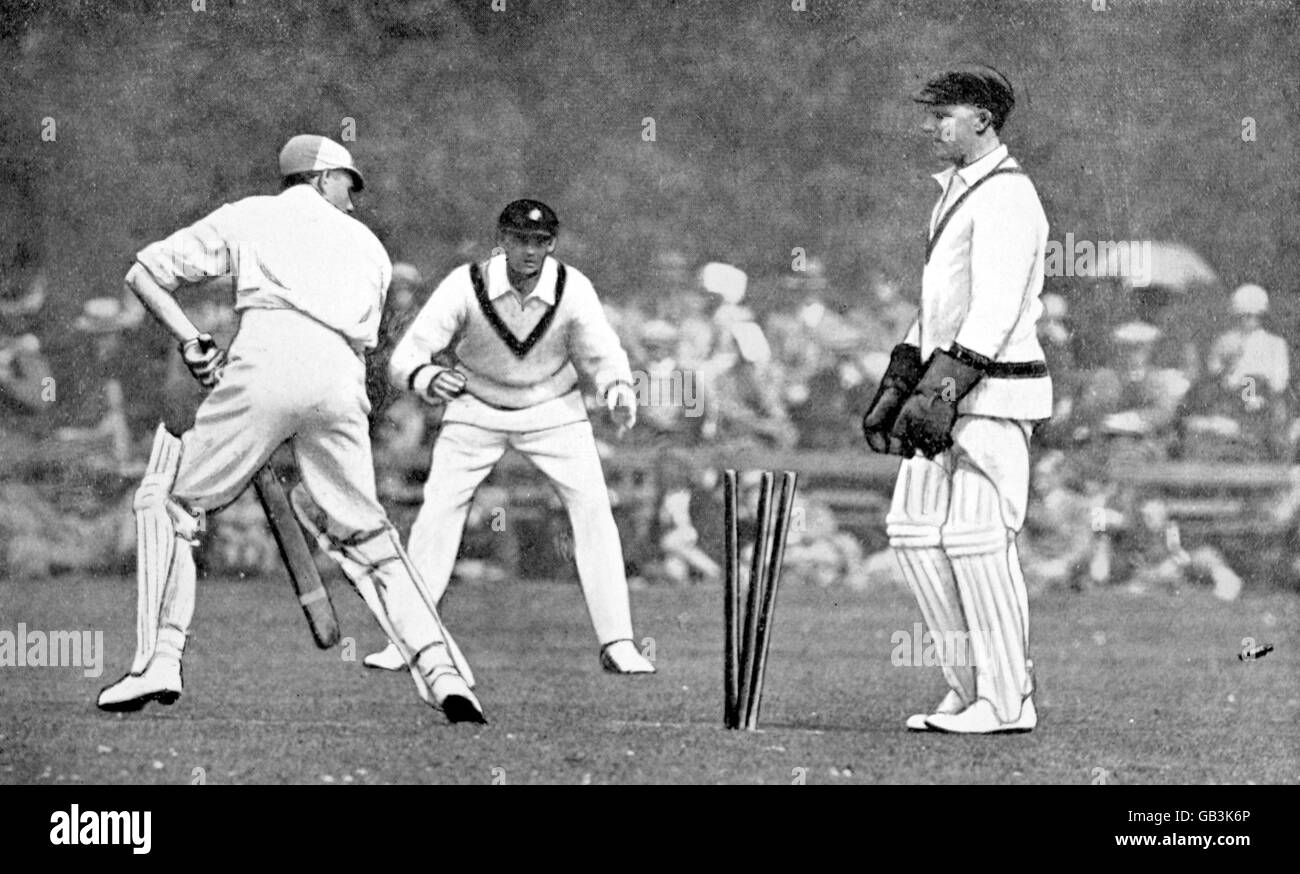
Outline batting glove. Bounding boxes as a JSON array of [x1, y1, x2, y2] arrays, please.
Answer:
[[179, 333, 226, 389]]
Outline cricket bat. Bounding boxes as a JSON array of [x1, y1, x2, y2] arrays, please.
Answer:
[[252, 463, 341, 648]]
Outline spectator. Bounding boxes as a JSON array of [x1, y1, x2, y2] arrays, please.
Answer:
[[1208, 284, 1289, 396], [0, 330, 54, 457], [1178, 284, 1291, 460], [1033, 292, 1082, 448], [1018, 450, 1108, 593], [855, 274, 916, 356], [369, 263, 445, 455], [630, 318, 704, 445], [1076, 321, 1190, 461], [59, 296, 142, 467], [1094, 491, 1243, 601], [765, 257, 839, 406], [700, 318, 797, 450]]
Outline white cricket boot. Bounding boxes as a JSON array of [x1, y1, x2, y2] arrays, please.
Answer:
[[97, 656, 183, 712], [363, 642, 405, 671], [599, 639, 655, 674], [905, 689, 966, 731], [414, 665, 487, 725], [924, 697, 1038, 734]]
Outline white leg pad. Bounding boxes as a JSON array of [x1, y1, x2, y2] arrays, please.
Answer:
[[290, 485, 474, 689], [887, 456, 975, 704], [942, 463, 1033, 723], [131, 425, 200, 674]]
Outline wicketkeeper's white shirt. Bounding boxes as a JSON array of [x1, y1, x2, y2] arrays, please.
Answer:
[[904, 143, 1054, 421]]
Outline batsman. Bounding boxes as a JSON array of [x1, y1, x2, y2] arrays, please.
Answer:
[[96, 134, 485, 723], [862, 66, 1050, 733]]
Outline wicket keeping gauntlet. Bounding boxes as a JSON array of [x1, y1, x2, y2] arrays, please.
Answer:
[[890, 346, 985, 459], [861, 343, 924, 455]]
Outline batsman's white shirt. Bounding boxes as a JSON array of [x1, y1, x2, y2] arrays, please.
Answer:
[[904, 144, 1053, 420], [134, 184, 391, 351]]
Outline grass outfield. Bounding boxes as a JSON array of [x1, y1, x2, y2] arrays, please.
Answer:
[[1, 575, 1296, 785]]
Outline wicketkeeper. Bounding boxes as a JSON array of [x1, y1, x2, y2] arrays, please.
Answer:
[[862, 67, 1050, 733], [96, 135, 485, 723]]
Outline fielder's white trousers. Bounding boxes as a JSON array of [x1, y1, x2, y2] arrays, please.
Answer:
[[407, 418, 636, 645]]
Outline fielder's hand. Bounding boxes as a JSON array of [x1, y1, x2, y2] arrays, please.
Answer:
[[606, 381, 637, 437], [178, 333, 226, 389], [428, 368, 468, 403]]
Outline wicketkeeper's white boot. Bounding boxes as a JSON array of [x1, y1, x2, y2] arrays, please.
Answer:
[[599, 639, 656, 674], [905, 689, 966, 731], [96, 656, 183, 712], [363, 642, 405, 671], [924, 697, 1037, 734]]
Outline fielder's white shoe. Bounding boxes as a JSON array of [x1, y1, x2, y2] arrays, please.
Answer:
[[905, 689, 966, 731], [96, 657, 183, 712], [924, 697, 1037, 734], [363, 642, 405, 671], [419, 666, 487, 725], [599, 639, 656, 674]]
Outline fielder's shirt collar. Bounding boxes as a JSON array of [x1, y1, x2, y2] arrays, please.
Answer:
[[932, 143, 1011, 190], [486, 252, 559, 305]]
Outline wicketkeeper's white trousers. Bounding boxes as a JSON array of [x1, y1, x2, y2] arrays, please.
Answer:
[[407, 418, 636, 645], [886, 416, 1035, 723]]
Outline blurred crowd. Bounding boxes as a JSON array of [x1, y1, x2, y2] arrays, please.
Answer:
[[3, 253, 1296, 597]]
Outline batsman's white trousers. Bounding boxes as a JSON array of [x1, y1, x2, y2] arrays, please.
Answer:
[[886, 415, 1035, 723], [173, 309, 386, 533], [407, 416, 636, 645], [134, 309, 460, 685]]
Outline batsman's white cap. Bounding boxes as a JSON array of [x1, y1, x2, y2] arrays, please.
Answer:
[[278, 134, 365, 191], [1231, 283, 1268, 315], [699, 262, 747, 304]]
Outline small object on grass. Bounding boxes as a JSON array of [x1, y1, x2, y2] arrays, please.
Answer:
[[1238, 642, 1274, 661]]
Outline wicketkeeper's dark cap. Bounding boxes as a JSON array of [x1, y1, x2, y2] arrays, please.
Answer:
[[913, 65, 1015, 131], [498, 199, 559, 236]]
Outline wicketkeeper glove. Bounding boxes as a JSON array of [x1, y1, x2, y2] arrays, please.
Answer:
[[889, 345, 985, 459], [861, 343, 923, 455], [179, 333, 226, 389]]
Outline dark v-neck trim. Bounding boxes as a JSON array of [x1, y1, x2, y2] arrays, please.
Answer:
[[925, 160, 1025, 264], [470, 260, 567, 359]]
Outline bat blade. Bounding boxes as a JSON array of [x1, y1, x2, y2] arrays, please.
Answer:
[[252, 464, 340, 648]]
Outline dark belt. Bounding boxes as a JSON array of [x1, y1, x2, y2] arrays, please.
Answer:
[[949, 342, 1048, 379], [985, 360, 1049, 378]]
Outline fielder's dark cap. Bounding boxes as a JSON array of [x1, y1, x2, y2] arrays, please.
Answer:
[[913, 65, 1015, 131], [498, 199, 559, 236]]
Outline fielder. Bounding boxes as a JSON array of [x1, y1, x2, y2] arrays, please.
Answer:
[[366, 199, 654, 674], [96, 134, 486, 723], [862, 66, 1050, 733]]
